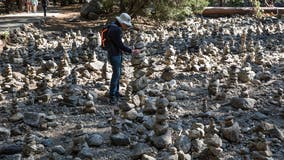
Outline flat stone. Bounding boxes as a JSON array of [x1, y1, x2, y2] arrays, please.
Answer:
[[0, 144, 23, 155], [23, 112, 46, 127], [9, 113, 24, 122], [123, 108, 139, 120], [119, 101, 135, 112], [231, 97, 256, 110], [111, 133, 130, 146], [131, 143, 154, 159], [52, 145, 66, 155]]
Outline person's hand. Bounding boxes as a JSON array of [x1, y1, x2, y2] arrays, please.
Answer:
[[132, 49, 140, 55]]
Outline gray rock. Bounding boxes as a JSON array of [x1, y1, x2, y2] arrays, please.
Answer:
[[9, 113, 24, 122], [143, 98, 157, 115], [46, 115, 57, 121], [24, 112, 46, 127], [161, 67, 176, 81], [156, 97, 169, 108], [188, 128, 205, 139], [152, 130, 172, 149], [175, 135, 191, 153], [0, 154, 21, 160], [191, 139, 205, 153], [175, 90, 189, 100], [178, 150, 191, 160], [204, 134, 222, 148], [123, 108, 139, 120], [0, 144, 23, 155], [270, 127, 284, 141], [143, 116, 155, 130], [230, 97, 256, 110], [111, 133, 130, 146], [222, 122, 240, 143], [142, 154, 156, 160], [252, 112, 268, 120], [238, 69, 255, 83], [52, 145, 66, 155], [0, 127, 11, 141], [131, 143, 154, 159], [78, 146, 93, 159], [119, 101, 135, 112], [87, 134, 104, 147]]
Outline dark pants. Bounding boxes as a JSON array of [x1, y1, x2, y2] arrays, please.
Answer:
[[109, 55, 122, 97], [43, 6, 47, 17]]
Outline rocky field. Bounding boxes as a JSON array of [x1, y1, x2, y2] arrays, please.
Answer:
[[0, 15, 283, 160]]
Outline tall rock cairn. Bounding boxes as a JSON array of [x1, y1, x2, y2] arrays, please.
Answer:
[[151, 97, 172, 149]]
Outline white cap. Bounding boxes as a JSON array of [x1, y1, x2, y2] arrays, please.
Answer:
[[116, 13, 132, 27]]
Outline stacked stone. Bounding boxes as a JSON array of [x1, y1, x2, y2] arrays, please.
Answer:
[[238, 65, 256, 83], [151, 97, 172, 149], [249, 133, 273, 159], [72, 130, 93, 159], [57, 53, 72, 78], [229, 65, 239, 86], [35, 78, 52, 103], [83, 91, 96, 113], [221, 116, 240, 143], [2, 64, 15, 92], [130, 41, 148, 93], [187, 123, 206, 157], [110, 115, 130, 146], [161, 45, 176, 81], [240, 30, 247, 53], [208, 78, 220, 97], [3, 64, 13, 81], [22, 131, 44, 158]]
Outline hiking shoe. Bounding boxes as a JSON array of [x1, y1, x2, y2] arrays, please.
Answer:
[[109, 96, 118, 105]]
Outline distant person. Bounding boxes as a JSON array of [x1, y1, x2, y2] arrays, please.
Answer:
[[26, 0, 32, 13], [41, 0, 49, 17], [31, 0, 38, 12]]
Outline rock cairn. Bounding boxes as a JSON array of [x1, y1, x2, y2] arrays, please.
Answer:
[[151, 97, 172, 149]]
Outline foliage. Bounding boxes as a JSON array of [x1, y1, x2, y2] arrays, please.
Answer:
[[101, 0, 209, 20], [0, 30, 10, 42], [250, 0, 264, 18]]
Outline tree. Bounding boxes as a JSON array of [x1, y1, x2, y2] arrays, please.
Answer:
[[101, 0, 209, 20]]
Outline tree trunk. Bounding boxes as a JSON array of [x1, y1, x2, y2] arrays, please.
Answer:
[[120, 0, 126, 12]]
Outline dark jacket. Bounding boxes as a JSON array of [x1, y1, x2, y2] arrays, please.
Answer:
[[107, 21, 132, 56]]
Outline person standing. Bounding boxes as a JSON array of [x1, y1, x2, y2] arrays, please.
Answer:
[[41, 0, 48, 17], [106, 13, 140, 104], [31, 0, 38, 13], [26, 0, 32, 13]]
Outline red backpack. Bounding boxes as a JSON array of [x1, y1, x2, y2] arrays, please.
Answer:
[[100, 25, 110, 50]]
